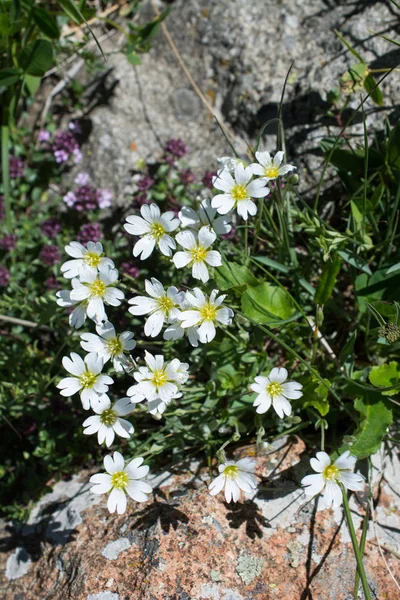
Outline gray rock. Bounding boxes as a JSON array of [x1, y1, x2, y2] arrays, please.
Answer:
[[101, 537, 131, 560], [86, 593, 120, 600], [5, 547, 32, 580]]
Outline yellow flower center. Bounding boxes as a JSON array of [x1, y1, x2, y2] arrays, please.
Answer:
[[200, 302, 217, 321], [100, 408, 117, 426], [158, 295, 174, 314], [111, 471, 129, 489], [191, 245, 208, 262], [150, 222, 166, 240], [266, 381, 283, 397], [84, 251, 103, 268], [323, 465, 339, 481], [224, 465, 239, 479], [265, 166, 280, 179], [79, 371, 98, 389], [106, 337, 123, 357], [151, 368, 168, 388], [231, 184, 248, 202], [89, 279, 107, 297]]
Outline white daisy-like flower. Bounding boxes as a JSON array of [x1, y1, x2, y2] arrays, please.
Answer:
[[250, 367, 303, 418], [80, 321, 136, 372], [70, 265, 124, 323], [82, 395, 134, 447], [124, 203, 180, 260], [172, 226, 222, 283], [90, 451, 152, 515], [179, 288, 234, 344], [128, 384, 182, 416], [212, 162, 270, 221], [61, 241, 115, 279], [179, 198, 232, 236], [56, 289, 91, 329], [209, 457, 258, 503], [162, 294, 200, 346], [128, 350, 189, 403], [250, 150, 296, 182], [57, 352, 113, 410], [301, 451, 365, 510], [128, 278, 184, 338]]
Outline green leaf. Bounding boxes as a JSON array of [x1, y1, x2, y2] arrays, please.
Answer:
[[345, 394, 393, 459], [126, 51, 141, 65], [214, 261, 258, 291], [24, 74, 41, 95], [301, 376, 330, 416], [338, 249, 372, 275], [241, 282, 297, 324], [339, 63, 368, 95], [19, 40, 53, 76], [57, 0, 83, 24], [0, 67, 22, 88], [0, 14, 11, 36], [33, 7, 60, 39], [364, 74, 383, 106], [369, 361, 400, 395], [315, 254, 342, 305], [387, 121, 400, 170]]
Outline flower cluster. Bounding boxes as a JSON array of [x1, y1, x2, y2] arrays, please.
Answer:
[[63, 174, 112, 211], [52, 129, 81, 164], [56, 147, 319, 512]]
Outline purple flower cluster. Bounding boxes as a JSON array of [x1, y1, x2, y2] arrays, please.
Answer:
[[137, 176, 154, 192], [41, 217, 61, 239], [40, 244, 61, 266], [9, 155, 24, 179], [121, 262, 140, 279], [202, 170, 217, 189], [0, 266, 10, 287], [77, 223, 103, 244], [63, 180, 112, 212], [164, 138, 188, 163], [45, 275, 61, 290], [179, 169, 195, 185], [38, 130, 51, 143], [52, 130, 81, 164], [0, 196, 4, 221], [0, 234, 17, 251]]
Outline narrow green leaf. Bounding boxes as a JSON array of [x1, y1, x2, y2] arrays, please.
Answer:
[[339, 331, 357, 364], [0, 67, 22, 88], [387, 121, 400, 170], [334, 29, 364, 62], [57, 0, 106, 61], [364, 74, 383, 106], [315, 254, 342, 305]]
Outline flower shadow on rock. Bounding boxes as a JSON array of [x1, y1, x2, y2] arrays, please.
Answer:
[[130, 489, 189, 535], [225, 500, 270, 540]]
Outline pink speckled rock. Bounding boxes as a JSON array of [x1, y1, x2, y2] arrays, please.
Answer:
[[1, 437, 399, 600]]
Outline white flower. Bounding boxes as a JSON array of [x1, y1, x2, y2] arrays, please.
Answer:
[[250, 367, 303, 418], [60, 241, 115, 279], [301, 451, 365, 510], [128, 351, 189, 404], [179, 288, 234, 344], [83, 395, 134, 447], [209, 457, 258, 503], [212, 162, 270, 220], [124, 203, 179, 259], [57, 352, 113, 410], [250, 150, 296, 182], [128, 384, 182, 416], [173, 226, 222, 283], [70, 265, 124, 323], [56, 288, 90, 329], [179, 198, 232, 236], [90, 451, 152, 514], [80, 321, 136, 372], [128, 278, 184, 338]]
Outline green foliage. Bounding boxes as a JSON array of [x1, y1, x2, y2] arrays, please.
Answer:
[[345, 394, 393, 459], [241, 282, 297, 324], [369, 362, 400, 395], [314, 254, 342, 305], [300, 376, 330, 416]]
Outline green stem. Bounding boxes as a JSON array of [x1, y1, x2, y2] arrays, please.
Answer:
[[341, 485, 372, 600], [1, 123, 11, 230], [354, 503, 370, 599], [320, 423, 325, 452]]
